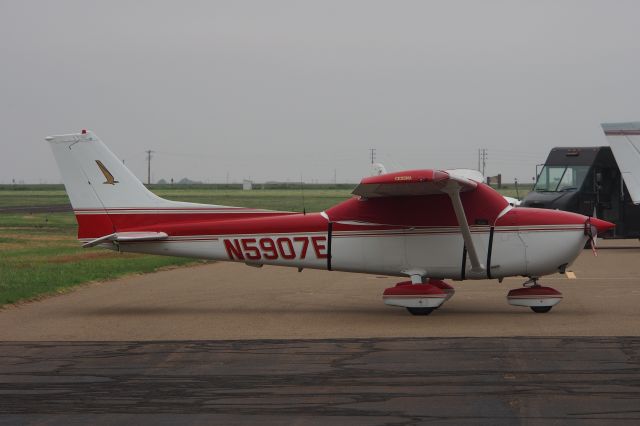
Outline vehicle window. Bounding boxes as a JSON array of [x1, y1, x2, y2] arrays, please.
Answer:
[[534, 166, 566, 191], [557, 166, 589, 191], [534, 165, 590, 192]]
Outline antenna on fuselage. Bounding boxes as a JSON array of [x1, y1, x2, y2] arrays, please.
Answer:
[[300, 174, 306, 215]]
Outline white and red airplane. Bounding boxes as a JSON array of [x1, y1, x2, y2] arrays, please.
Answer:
[[47, 130, 614, 315]]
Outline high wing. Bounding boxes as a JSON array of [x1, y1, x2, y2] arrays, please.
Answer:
[[352, 169, 487, 273], [602, 122, 640, 204], [352, 169, 478, 198]]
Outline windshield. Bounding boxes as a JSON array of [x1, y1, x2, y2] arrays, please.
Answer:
[[534, 165, 590, 192]]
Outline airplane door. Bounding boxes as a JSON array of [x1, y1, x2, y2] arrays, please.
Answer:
[[488, 228, 528, 278], [404, 230, 471, 279]]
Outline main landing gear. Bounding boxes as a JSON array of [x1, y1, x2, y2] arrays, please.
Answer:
[[507, 278, 563, 313], [383, 277, 563, 315], [383, 279, 455, 315]]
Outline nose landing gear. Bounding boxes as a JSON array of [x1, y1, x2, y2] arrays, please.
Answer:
[[507, 278, 563, 313]]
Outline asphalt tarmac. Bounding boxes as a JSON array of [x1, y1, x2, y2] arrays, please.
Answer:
[[1, 337, 639, 425], [0, 241, 639, 340], [1, 240, 639, 424]]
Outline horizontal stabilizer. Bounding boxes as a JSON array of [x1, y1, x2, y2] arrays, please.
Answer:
[[602, 122, 640, 204], [82, 232, 168, 248]]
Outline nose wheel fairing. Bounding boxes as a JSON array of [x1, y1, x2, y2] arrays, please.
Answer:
[[507, 286, 563, 309], [507, 278, 563, 313]]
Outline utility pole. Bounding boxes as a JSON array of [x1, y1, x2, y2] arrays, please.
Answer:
[[369, 148, 376, 164], [145, 150, 154, 185], [482, 149, 487, 178], [478, 148, 488, 178]]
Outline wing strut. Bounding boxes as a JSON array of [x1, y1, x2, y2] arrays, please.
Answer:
[[442, 182, 485, 273]]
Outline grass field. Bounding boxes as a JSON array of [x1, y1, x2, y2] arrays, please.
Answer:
[[0, 185, 70, 207], [0, 182, 531, 208], [0, 183, 532, 306], [0, 186, 355, 306], [0, 212, 202, 306]]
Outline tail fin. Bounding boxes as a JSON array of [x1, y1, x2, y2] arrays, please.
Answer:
[[46, 130, 183, 210], [46, 130, 236, 239], [602, 122, 640, 205]]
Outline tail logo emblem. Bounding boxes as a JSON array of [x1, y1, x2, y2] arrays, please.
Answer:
[[95, 160, 119, 185]]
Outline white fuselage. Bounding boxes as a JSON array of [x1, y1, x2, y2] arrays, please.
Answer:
[[114, 223, 587, 280]]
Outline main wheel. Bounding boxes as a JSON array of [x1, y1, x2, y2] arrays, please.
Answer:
[[406, 307, 435, 316], [530, 306, 552, 313]]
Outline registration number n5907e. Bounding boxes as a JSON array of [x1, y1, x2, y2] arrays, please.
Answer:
[[223, 236, 328, 261]]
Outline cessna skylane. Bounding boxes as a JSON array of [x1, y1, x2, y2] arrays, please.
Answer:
[[47, 130, 614, 315]]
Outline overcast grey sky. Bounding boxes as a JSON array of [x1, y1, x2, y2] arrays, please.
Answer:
[[1, 0, 639, 184]]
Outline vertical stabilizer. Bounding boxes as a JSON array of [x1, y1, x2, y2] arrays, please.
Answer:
[[46, 130, 185, 210], [46, 130, 237, 239], [602, 122, 640, 205]]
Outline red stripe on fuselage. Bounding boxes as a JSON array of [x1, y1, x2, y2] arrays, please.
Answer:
[[75, 210, 298, 239], [75, 210, 328, 239], [75, 214, 116, 239]]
